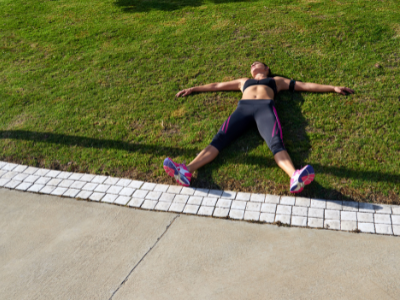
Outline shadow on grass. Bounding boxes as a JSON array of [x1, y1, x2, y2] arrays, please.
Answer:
[[115, 0, 259, 12]]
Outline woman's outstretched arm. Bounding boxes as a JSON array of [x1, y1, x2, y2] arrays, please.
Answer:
[[176, 78, 247, 97], [275, 76, 354, 95]]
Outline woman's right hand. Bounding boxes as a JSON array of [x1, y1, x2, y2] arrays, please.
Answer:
[[176, 88, 194, 97]]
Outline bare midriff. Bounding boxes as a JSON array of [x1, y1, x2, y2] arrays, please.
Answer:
[[240, 85, 275, 100]]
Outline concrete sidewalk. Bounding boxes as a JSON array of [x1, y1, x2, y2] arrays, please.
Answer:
[[1, 189, 399, 299]]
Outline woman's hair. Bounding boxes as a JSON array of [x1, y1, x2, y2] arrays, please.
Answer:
[[260, 62, 271, 77]]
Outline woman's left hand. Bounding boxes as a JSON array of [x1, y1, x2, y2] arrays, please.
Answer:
[[334, 86, 355, 95]]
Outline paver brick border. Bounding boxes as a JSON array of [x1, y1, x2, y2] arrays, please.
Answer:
[[0, 161, 399, 237]]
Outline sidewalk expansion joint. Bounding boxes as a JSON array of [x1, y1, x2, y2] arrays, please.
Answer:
[[108, 214, 180, 300]]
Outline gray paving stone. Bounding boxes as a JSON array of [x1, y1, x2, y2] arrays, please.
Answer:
[[324, 220, 340, 230], [94, 184, 111, 193], [68, 180, 86, 190], [80, 174, 96, 182], [216, 199, 232, 208], [246, 202, 261, 212], [34, 169, 51, 176], [236, 192, 251, 201], [103, 177, 120, 185], [292, 206, 308, 217], [27, 184, 45, 193], [57, 172, 73, 179], [359, 202, 375, 213], [295, 197, 310, 207], [167, 185, 182, 194], [280, 196, 295, 206], [15, 182, 32, 191], [260, 213, 275, 223], [208, 189, 223, 198], [145, 191, 162, 200], [0, 170, 6, 178], [101, 194, 118, 203], [276, 205, 292, 215], [23, 175, 40, 183], [89, 192, 105, 202], [59, 180, 75, 188], [141, 182, 157, 191], [358, 223, 375, 233], [198, 206, 214, 216], [342, 201, 359, 211], [221, 191, 236, 199], [91, 175, 108, 184], [308, 208, 324, 219], [5, 180, 22, 189], [375, 224, 393, 235], [39, 185, 56, 195], [23, 167, 39, 174], [82, 182, 98, 191], [193, 188, 209, 197], [375, 205, 392, 214], [119, 187, 135, 197], [231, 200, 247, 210], [213, 207, 229, 218], [47, 178, 62, 186], [154, 201, 171, 211], [159, 193, 175, 202], [12, 173, 29, 181], [183, 204, 199, 215], [114, 196, 131, 205], [128, 198, 144, 208], [63, 189, 81, 198], [0, 178, 11, 187], [308, 218, 324, 228], [180, 187, 196, 195], [14, 165, 28, 172], [1, 171, 19, 179], [250, 193, 265, 203], [75, 191, 92, 200], [326, 200, 343, 210], [169, 202, 185, 213], [50, 187, 68, 196], [69, 173, 84, 181], [341, 211, 357, 221], [129, 180, 145, 189], [132, 190, 148, 199], [275, 214, 290, 225], [392, 206, 400, 215], [116, 178, 132, 187], [106, 185, 123, 195], [357, 212, 374, 223], [229, 209, 244, 220], [2, 163, 18, 171], [393, 225, 400, 236], [292, 216, 307, 227], [325, 209, 340, 220], [261, 203, 277, 214], [46, 170, 61, 178], [173, 195, 189, 204], [35, 177, 51, 185], [374, 214, 391, 225], [141, 200, 158, 210], [311, 199, 326, 209], [201, 197, 218, 207], [341, 221, 357, 231], [244, 211, 260, 221], [153, 184, 169, 192], [392, 215, 400, 225], [187, 196, 202, 205], [0, 161, 6, 169]]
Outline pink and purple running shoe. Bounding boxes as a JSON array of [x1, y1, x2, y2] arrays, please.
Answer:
[[163, 157, 192, 187], [290, 165, 315, 193]]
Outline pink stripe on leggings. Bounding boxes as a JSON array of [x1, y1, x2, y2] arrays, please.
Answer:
[[224, 116, 231, 133], [272, 107, 283, 143]]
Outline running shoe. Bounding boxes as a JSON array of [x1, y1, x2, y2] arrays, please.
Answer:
[[163, 157, 192, 187], [290, 165, 315, 193]]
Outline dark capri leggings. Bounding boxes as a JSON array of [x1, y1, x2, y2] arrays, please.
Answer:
[[210, 100, 286, 155]]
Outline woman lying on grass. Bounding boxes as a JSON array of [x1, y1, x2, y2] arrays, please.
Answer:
[[163, 62, 354, 193]]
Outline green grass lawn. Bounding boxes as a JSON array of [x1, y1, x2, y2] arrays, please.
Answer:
[[1, 0, 399, 204]]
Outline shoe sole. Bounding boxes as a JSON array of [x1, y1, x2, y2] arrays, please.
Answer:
[[290, 165, 315, 193], [163, 158, 190, 187]]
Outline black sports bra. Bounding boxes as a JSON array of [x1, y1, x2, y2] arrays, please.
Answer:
[[242, 78, 278, 97]]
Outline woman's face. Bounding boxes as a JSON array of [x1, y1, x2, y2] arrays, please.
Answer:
[[250, 62, 269, 77]]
